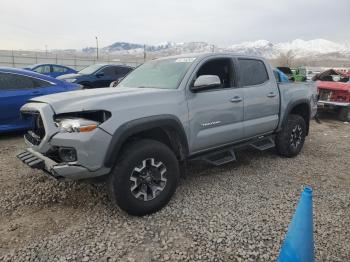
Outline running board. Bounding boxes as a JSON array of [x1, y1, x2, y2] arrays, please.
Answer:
[[250, 136, 275, 151], [193, 148, 236, 166]]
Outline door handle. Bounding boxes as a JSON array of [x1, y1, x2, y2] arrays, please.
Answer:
[[267, 92, 277, 98], [230, 96, 243, 103]]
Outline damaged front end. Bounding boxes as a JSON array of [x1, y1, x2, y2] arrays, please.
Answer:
[[17, 102, 112, 180]]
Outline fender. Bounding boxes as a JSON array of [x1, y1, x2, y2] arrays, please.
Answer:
[[278, 99, 311, 134], [104, 115, 189, 167]]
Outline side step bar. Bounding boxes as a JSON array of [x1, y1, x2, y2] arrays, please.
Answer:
[[191, 135, 276, 167], [193, 148, 236, 166], [250, 136, 275, 151]]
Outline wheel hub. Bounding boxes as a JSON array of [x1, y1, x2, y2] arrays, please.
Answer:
[[130, 158, 167, 201], [290, 124, 303, 149]]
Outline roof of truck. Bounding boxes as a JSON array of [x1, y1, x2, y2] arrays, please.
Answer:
[[155, 52, 267, 61]]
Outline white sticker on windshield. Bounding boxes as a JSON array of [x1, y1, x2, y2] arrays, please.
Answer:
[[175, 58, 196, 63]]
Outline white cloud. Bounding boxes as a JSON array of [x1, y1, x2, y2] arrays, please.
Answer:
[[0, 0, 349, 50]]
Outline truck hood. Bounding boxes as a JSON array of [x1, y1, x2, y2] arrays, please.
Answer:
[[317, 81, 350, 92], [30, 87, 169, 114]]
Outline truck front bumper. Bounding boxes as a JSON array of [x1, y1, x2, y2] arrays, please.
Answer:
[[17, 148, 109, 180], [318, 100, 350, 107]]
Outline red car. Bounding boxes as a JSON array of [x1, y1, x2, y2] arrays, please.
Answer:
[[313, 69, 350, 121]]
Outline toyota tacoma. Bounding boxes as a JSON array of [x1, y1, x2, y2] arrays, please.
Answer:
[[17, 53, 317, 216]]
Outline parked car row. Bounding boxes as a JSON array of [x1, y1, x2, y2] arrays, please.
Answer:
[[0, 63, 134, 133]]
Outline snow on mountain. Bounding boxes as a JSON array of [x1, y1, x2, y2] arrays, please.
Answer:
[[83, 39, 350, 59], [225, 40, 279, 57], [276, 39, 348, 56], [225, 39, 350, 58]]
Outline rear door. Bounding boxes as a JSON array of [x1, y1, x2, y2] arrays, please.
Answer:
[[0, 72, 55, 129], [237, 58, 280, 138]]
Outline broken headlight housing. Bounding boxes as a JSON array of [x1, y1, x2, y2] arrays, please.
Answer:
[[55, 110, 111, 133], [56, 118, 99, 133]]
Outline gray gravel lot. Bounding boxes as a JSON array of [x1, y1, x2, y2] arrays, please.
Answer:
[[0, 119, 349, 261]]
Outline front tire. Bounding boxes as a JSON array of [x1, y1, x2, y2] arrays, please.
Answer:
[[108, 139, 179, 216], [276, 114, 306, 157]]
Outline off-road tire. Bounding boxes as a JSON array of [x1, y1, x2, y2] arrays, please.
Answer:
[[108, 139, 179, 216], [338, 107, 350, 122], [276, 114, 306, 157]]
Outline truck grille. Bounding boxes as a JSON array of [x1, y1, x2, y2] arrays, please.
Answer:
[[24, 113, 46, 145], [318, 89, 332, 101]]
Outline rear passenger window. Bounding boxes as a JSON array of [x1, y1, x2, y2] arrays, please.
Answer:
[[238, 59, 269, 86], [101, 66, 117, 76], [0, 73, 52, 90], [34, 65, 51, 74], [52, 66, 67, 73], [119, 67, 132, 75]]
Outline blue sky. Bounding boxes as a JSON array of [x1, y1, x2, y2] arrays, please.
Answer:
[[1, 0, 349, 50]]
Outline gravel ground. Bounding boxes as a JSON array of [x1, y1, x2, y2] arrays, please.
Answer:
[[0, 118, 349, 262]]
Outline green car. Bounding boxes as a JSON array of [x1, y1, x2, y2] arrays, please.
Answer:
[[277, 67, 307, 82]]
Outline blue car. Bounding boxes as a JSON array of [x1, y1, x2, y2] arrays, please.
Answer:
[[24, 64, 77, 78], [0, 67, 80, 133], [57, 64, 133, 88]]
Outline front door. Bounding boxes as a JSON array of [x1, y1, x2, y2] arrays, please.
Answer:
[[187, 57, 244, 153]]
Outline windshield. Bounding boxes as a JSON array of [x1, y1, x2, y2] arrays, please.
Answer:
[[118, 57, 196, 89], [79, 64, 104, 75]]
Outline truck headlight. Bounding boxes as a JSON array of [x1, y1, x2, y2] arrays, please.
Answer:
[[56, 118, 99, 133]]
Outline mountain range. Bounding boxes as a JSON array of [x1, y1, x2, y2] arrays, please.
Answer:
[[82, 39, 350, 59]]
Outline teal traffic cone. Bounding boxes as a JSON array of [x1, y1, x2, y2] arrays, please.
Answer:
[[278, 187, 314, 262]]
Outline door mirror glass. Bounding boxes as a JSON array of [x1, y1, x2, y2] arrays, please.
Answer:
[[191, 75, 221, 92]]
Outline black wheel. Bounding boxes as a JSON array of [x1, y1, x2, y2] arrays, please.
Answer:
[[338, 107, 350, 122], [276, 114, 306, 157], [108, 139, 179, 216]]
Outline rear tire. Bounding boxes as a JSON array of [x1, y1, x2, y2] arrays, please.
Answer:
[[338, 107, 350, 122], [108, 139, 179, 216], [276, 114, 306, 157]]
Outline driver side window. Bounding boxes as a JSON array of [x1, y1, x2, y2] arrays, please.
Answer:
[[195, 58, 234, 89]]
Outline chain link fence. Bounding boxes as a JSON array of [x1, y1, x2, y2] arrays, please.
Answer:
[[0, 50, 143, 70]]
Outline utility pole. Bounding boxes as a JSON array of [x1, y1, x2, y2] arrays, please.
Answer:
[[143, 44, 146, 62], [95, 36, 99, 61], [45, 45, 48, 56], [211, 44, 215, 53]]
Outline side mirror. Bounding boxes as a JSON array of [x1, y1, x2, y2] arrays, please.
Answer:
[[191, 75, 221, 92], [96, 72, 104, 78]]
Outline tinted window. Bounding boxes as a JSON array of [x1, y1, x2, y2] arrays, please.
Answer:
[[238, 59, 269, 86], [52, 66, 67, 73], [34, 65, 51, 74], [0, 72, 52, 90], [118, 67, 133, 75], [101, 66, 117, 76]]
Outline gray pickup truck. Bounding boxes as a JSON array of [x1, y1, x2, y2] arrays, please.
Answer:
[[18, 53, 317, 215]]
